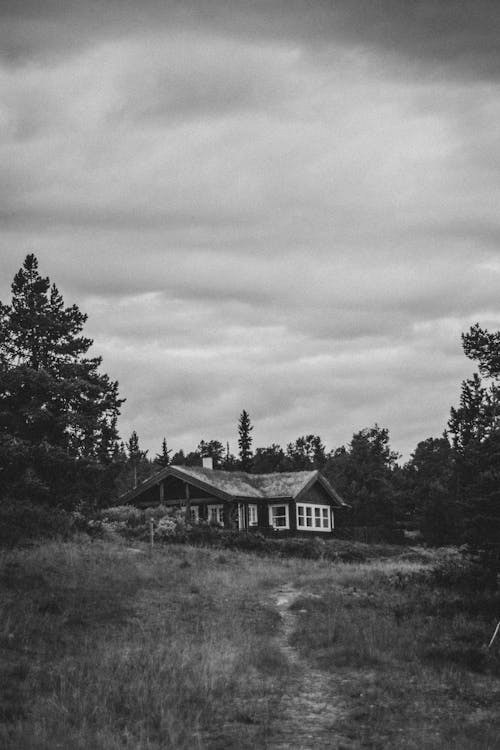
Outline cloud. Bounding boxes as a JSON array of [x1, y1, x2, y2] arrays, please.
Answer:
[[1, 1, 499, 461], [2, 1, 500, 84]]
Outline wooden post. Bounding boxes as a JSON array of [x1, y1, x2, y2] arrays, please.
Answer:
[[149, 518, 154, 552], [159, 481, 164, 503]]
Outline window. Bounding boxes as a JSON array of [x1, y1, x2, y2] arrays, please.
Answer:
[[269, 504, 289, 530], [207, 504, 224, 525], [238, 503, 259, 529], [296, 503, 331, 531], [248, 504, 258, 526], [189, 506, 199, 523]]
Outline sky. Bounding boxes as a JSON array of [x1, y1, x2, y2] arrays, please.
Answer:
[[1, 1, 500, 462]]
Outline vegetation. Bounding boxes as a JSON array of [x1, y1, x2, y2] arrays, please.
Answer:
[[0, 255, 123, 520], [323, 425, 399, 529], [0, 539, 292, 749], [291, 552, 500, 748], [237, 409, 253, 472], [1, 539, 498, 749], [154, 437, 171, 468], [96, 503, 412, 561]]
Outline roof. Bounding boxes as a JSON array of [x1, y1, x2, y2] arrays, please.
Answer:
[[175, 466, 318, 498], [121, 464, 347, 506]]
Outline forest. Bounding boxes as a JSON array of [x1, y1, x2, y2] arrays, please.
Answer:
[[1, 256, 499, 573]]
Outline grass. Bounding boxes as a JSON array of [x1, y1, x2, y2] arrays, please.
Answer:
[[290, 556, 500, 749], [0, 539, 301, 749], [1, 538, 499, 748]]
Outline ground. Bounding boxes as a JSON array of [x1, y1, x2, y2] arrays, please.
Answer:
[[0, 538, 499, 749]]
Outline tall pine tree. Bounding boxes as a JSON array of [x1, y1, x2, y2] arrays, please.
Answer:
[[154, 437, 171, 468], [126, 430, 150, 488], [237, 410, 253, 472], [0, 254, 124, 509], [448, 325, 500, 575]]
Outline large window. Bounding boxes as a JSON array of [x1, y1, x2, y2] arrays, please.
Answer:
[[269, 504, 289, 529], [207, 504, 224, 525], [296, 503, 331, 531]]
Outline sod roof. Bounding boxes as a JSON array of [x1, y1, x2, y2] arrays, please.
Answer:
[[122, 464, 346, 506]]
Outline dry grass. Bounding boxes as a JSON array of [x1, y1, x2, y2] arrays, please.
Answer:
[[290, 557, 500, 749], [0, 539, 306, 749], [1, 539, 499, 749]]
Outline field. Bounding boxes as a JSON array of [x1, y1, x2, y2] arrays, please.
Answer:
[[1, 538, 499, 749]]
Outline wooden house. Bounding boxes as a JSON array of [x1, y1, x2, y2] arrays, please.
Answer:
[[121, 461, 347, 535]]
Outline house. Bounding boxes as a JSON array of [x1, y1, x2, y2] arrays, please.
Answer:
[[121, 459, 347, 535]]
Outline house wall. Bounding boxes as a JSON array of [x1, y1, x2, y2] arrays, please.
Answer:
[[257, 503, 270, 529], [132, 483, 163, 507], [299, 482, 333, 505], [162, 477, 215, 501]]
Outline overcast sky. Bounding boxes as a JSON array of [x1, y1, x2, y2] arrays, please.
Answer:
[[1, 1, 500, 461]]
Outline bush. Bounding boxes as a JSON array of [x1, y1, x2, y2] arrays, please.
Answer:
[[0, 498, 73, 546], [97, 505, 143, 541], [428, 549, 497, 590], [100, 505, 143, 524], [92, 505, 414, 564]]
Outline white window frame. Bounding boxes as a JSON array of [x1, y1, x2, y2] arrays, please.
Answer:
[[268, 503, 290, 530], [296, 503, 332, 532], [207, 504, 224, 525], [189, 506, 199, 523]]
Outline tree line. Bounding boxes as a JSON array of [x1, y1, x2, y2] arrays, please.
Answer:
[[1, 256, 499, 569]]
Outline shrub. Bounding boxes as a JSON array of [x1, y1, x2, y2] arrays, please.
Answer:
[[100, 505, 143, 524], [0, 498, 73, 546], [428, 549, 497, 591], [144, 504, 169, 522], [155, 510, 190, 540]]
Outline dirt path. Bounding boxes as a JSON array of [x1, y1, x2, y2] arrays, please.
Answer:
[[269, 584, 354, 750]]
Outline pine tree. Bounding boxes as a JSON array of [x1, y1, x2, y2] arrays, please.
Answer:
[[403, 435, 456, 545], [237, 410, 253, 471], [170, 449, 186, 466], [286, 435, 327, 469], [221, 441, 238, 470], [0, 255, 124, 509], [154, 437, 171, 468], [323, 425, 399, 528], [448, 324, 500, 576], [126, 430, 149, 488]]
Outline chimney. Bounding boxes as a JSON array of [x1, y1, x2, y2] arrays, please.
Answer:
[[202, 456, 213, 470]]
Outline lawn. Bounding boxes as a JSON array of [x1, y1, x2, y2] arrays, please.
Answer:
[[0, 538, 498, 749]]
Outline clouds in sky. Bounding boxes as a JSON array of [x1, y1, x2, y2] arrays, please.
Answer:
[[1, 1, 500, 459]]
